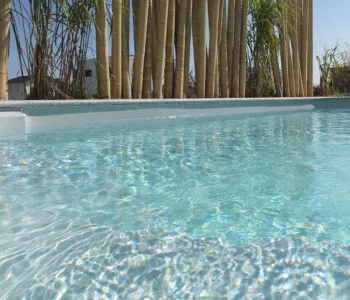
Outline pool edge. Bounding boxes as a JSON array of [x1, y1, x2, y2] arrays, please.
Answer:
[[0, 97, 349, 134]]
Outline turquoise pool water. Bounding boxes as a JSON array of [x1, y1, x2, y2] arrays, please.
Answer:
[[0, 110, 350, 298]]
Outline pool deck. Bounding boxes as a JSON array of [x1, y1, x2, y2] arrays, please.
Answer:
[[1, 97, 350, 134]]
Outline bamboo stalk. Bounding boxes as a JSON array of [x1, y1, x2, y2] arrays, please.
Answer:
[[122, 0, 132, 99], [132, 0, 138, 50], [297, 0, 305, 96], [197, 0, 207, 98], [132, 0, 137, 92], [207, 0, 213, 96], [125, 0, 130, 51], [95, 0, 111, 99], [297, 0, 305, 97], [298, 0, 302, 66], [307, 0, 313, 96], [112, 0, 123, 99], [214, 0, 224, 98], [301, 0, 309, 93], [220, 0, 229, 98], [154, 0, 160, 34], [132, 0, 149, 99], [153, 0, 169, 98], [175, 0, 188, 98], [290, 0, 300, 96], [231, 0, 242, 98], [239, 0, 249, 98], [183, 0, 193, 97], [206, 0, 220, 98], [192, 0, 200, 94], [227, 0, 235, 93], [164, 0, 176, 98], [0, 0, 10, 100], [287, 40, 296, 97], [278, 0, 290, 97], [151, 0, 158, 85], [271, 42, 283, 97], [143, 0, 153, 98], [297, 0, 305, 95], [286, 1, 296, 98]]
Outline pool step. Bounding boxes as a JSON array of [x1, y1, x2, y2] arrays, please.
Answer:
[[0, 111, 26, 135], [0, 104, 316, 135]]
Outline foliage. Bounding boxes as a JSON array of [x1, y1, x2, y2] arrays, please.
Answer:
[[11, 0, 94, 99], [316, 44, 340, 96], [247, 0, 288, 97]]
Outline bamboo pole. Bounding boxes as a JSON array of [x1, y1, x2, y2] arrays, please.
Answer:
[[207, 0, 213, 95], [301, 0, 309, 94], [307, 0, 313, 96], [132, 0, 149, 99], [154, 0, 160, 32], [132, 0, 138, 94], [279, 3, 290, 97], [298, 0, 302, 66], [143, 0, 153, 98], [297, 0, 305, 97], [220, 0, 229, 98], [290, 0, 300, 96], [122, 0, 132, 98], [0, 0, 10, 100], [192, 0, 200, 94], [153, 0, 169, 98], [296, 0, 305, 97], [287, 40, 296, 97], [239, 0, 249, 98], [164, 0, 176, 98], [132, 0, 138, 44], [271, 43, 283, 97], [151, 0, 158, 85], [95, 0, 111, 99], [227, 0, 235, 93], [197, 0, 207, 98], [215, 0, 224, 98], [183, 0, 193, 97], [231, 0, 242, 98], [206, 0, 220, 98], [175, 0, 188, 99], [112, 0, 123, 99]]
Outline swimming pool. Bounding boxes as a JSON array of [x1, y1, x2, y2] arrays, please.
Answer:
[[0, 102, 350, 298]]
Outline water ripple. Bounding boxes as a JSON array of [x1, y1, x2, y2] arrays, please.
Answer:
[[0, 211, 349, 299], [1, 111, 350, 298]]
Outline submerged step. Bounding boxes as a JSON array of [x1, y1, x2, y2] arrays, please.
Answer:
[[0, 111, 26, 135]]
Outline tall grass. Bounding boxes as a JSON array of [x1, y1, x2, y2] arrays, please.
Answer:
[[11, 0, 93, 99]]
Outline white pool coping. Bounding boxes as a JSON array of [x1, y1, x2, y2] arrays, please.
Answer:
[[1, 97, 350, 134]]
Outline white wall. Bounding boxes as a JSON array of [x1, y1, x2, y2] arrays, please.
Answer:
[[8, 81, 30, 100], [83, 59, 98, 98], [84, 56, 134, 98]]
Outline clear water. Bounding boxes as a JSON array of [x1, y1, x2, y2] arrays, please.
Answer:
[[0, 110, 350, 298]]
